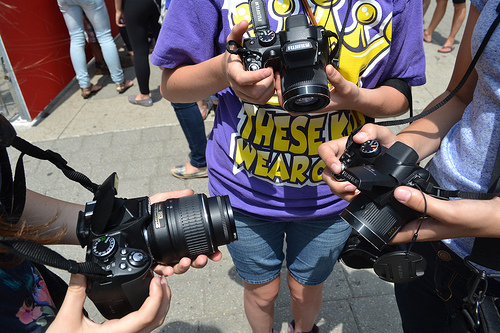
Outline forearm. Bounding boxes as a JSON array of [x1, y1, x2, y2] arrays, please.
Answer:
[[22, 190, 83, 245], [160, 55, 229, 103], [114, 0, 122, 12], [396, 91, 467, 161], [354, 85, 409, 118]]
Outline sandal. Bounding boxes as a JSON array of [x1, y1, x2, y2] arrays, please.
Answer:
[[171, 165, 208, 179], [438, 45, 455, 53], [81, 83, 102, 99], [116, 80, 134, 94]]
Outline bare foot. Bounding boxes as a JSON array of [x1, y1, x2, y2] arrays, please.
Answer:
[[423, 30, 432, 43]]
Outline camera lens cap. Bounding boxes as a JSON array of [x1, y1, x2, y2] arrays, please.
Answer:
[[373, 250, 426, 283]]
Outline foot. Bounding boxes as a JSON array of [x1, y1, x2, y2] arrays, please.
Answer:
[[171, 163, 208, 179], [128, 94, 153, 107], [81, 83, 102, 99], [423, 30, 432, 43], [116, 79, 134, 93], [438, 45, 455, 53]]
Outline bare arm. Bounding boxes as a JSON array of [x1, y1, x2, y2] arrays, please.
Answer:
[[396, 5, 479, 159], [322, 65, 410, 117], [160, 20, 276, 105], [21, 190, 83, 245]]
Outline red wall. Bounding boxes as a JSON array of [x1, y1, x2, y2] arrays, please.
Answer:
[[0, 0, 118, 120]]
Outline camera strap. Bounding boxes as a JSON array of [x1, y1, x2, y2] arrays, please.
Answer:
[[375, 2, 500, 129], [0, 115, 109, 280]]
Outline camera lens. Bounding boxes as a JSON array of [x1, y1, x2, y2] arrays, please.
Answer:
[[341, 193, 419, 251], [294, 96, 319, 106], [282, 65, 330, 113], [145, 194, 237, 265]]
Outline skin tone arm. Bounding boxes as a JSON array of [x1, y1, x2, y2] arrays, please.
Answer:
[[22, 189, 221, 275], [114, 0, 125, 27], [24, 189, 222, 332], [319, 5, 500, 242], [161, 21, 409, 118]]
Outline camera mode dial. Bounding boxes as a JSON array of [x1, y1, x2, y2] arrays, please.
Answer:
[[257, 29, 277, 46], [359, 140, 381, 157], [91, 236, 117, 259]]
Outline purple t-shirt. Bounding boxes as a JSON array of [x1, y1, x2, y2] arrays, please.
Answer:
[[152, 0, 425, 221]]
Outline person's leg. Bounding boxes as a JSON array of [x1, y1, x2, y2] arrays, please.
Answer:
[[226, 213, 286, 333], [423, 0, 448, 42], [243, 277, 281, 332], [422, 0, 431, 17], [287, 274, 323, 332], [58, 0, 91, 88], [171, 102, 207, 172], [124, 0, 160, 100], [82, 0, 124, 85], [441, 1, 466, 49], [285, 216, 351, 332]]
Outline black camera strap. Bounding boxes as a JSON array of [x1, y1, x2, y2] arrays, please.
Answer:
[[0, 235, 109, 280], [376, 1, 500, 129], [0, 115, 109, 280]]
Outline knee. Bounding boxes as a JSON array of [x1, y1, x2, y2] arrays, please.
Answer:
[[244, 280, 280, 307], [288, 275, 324, 306]]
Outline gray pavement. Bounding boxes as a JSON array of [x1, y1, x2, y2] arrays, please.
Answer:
[[7, 3, 464, 332]]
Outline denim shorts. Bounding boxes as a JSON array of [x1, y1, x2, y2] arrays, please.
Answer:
[[226, 212, 351, 286]]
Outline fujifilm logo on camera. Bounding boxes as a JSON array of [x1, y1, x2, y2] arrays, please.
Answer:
[[286, 41, 313, 52]]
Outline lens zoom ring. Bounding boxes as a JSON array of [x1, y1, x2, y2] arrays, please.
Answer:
[[361, 202, 398, 235], [178, 201, 211, 256]]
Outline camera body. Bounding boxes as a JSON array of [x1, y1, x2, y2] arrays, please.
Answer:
[[77, 173, 237, 319], [240, 0, 332, 113], [335, 140, 437, 251]]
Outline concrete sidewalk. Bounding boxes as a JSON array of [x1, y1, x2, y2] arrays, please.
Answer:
[[8, 3, 464, 332]]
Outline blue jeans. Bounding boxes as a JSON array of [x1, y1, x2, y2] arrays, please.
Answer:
[[58, 0, 124, 88], [227, 212, 351, 285], [171, 102, 207, 168]]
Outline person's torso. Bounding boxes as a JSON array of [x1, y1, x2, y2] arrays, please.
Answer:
[[152, 0, 425, 220]]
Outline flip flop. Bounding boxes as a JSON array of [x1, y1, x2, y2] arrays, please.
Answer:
[[438, 46, 455, 53], [171, 165, 208, 179]]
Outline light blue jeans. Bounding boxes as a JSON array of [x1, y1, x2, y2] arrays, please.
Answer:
[[58, 0, 124, 88]]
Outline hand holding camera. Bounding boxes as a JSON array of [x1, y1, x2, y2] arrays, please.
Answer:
[[226, 0, 334, 113], [77, 173, 237, 319]]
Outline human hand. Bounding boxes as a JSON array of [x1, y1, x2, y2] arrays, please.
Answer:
[[115, 10, 125, 27], [318, 124, 400, 201], [47, 273, 170, 333], [275, 64, 360, 114], [149, 189, 223, 276], [324, 64, 361, 111], [223, 20, 276, 105], [390, 188, 500, 243]]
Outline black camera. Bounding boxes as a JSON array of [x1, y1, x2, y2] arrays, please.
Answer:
[[335, 140, 439, 251], [76, 173, 237, 319], [238, 0, 332, 113]]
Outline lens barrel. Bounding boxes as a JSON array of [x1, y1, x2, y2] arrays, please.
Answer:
[[282, 66, 330, 113], [341, 194, 419, 251], [146, 194, 236, 265]]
